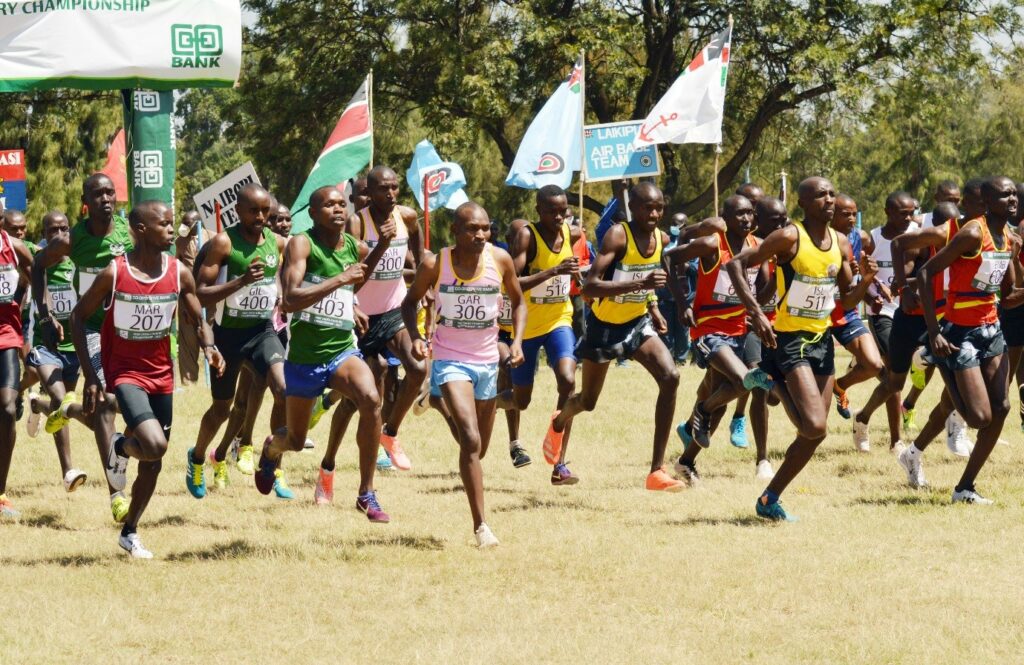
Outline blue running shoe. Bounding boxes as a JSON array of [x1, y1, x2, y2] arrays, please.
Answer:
[[273, 470, 294, 500], [756, 495, 798, 522], [185, 447, 206, 499], [729, 416, 749, 448], [743, 368, 775, 392], [376, 446, 393, 471], [676, 420, 693, 447], [255, 442, 278, 496]]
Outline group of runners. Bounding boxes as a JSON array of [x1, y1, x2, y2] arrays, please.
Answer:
[[0, 167, 1020, 556]]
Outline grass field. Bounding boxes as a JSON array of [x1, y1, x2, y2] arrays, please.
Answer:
[[4, 347, 1024, 663]]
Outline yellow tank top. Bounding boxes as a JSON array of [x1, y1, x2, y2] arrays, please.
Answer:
[[523, 222, 574, 338], [774, 221, 842, 334], [591, 222, 663, 325]]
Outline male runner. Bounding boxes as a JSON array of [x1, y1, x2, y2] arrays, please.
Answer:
[[72, 200, 223, 557], [727, 177, 877, 520], [496, 185, 581, 484], [498, 218, 530, 467], [402, 202, 526, 546], [548, 183, 685, 492]]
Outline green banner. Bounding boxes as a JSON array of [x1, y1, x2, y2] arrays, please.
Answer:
[[122, 89, 176, 208]]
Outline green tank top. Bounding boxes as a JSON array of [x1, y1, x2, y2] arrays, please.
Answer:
[[288, 231, 359, 365], [22, 242, 37, 319], [70, 216, 133, 330], [215, 225, 280, 328], [34, 257, 76, 352]]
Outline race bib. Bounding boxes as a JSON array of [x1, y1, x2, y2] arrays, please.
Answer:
[[437, 284, 499, 330], [971, 251, 1011, 293], [0, 264, 17, 304], [112, 292, 177, 341], [712, 266, 757, 304], [611, 263, 655, 304], [498, 292, 513, 328], [77, 268, 99, 297], [367, 237, 407, 281], [46, 282, 77, 321], [297, 276, 354, 330], [785, 273, 836, 320], [225, 277, 278, 320], [530, 274, 570, 304]]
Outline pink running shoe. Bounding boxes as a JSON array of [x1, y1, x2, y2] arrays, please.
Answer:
[[379, 433, 411, 470]]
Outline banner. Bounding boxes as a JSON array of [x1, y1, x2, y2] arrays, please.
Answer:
[[0, 1, 241, 92], [100, 128, 129, 203], [406, 140, 469, 211], [123, 89, 176, 208], [0, 149, 27, 212], [193, 162, 261, 232], [583, 122, 660, 182]]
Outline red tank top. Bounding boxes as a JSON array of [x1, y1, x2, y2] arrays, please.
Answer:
[[691, 231, 757, 339], [101, 254, 180, 393], [569, 232, 590, 297], [762, 259, 778, 324], [0, 231, 22, 350], [945, 219, 1011, 326], [830, 243, 855, 326]]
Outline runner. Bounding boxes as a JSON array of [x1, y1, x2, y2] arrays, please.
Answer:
[[548, 183, 685, 492], [262, 185, 391, 521], [1010, 180, 1024, 432], [402, 201, 526, 546], [273, 203, 293, 236], [906, 176, 1021, 503], [495, 184, 582, 484], [726, 176, 877, 520], [499, 218, 530, 467], [32, 174, 133, 522], [0, 214, 40, 519], [71, 199, 223, 557]]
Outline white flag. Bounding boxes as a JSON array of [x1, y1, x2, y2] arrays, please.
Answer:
[[634, 25, 732, 147]]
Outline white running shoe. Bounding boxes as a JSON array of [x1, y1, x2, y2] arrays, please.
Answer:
[[63, 469, 87, 493], [26, 391, 42, 438], [891, 440, 908, 457], [105, 433, 129, 492], [996, 437, 1009, 447], [475, 523, 499, 548], [118, 532, 154, 559], [228, 436, 241, 462], [945, 411, 972, 457], [951, 487, 993, 505], [303, 437, 315, 450], [755, 459, 775, 480], [412, 383, 431, 416], [852, 413, 870, 452], [897, 444, 927, 488]]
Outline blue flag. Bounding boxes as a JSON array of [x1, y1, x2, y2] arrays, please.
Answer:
[[506, 57, 583, 190], [406, 139, 469, 211]]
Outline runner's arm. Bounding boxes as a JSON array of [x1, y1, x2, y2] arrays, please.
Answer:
[[178, 265, 224, 375], [510, 224, 576, 292], [837, 234, 877, 309], [400, 252, 438, 360], [30, 232, 70, 319], [496, 248, 527, 360], [279, 234, 365, 312], [1000, 236, 1024, 309], [726, 225, 798, 348], [918, 224, 982, 353], [401, 206, 425, 267], [677, 217, 725, 244], [581, 224, 660, 298], [70, 262, 114, 401], [195, 232, 259, 307]]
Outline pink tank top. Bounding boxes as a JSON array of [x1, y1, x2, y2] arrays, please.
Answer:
[[431, 244, 502, 365], [358, 207, 409, 315]]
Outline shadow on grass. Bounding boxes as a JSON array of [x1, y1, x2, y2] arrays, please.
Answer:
[[422, 484, 517, 496], [165, 539, 261, 562], [409, 471, 461, 480], [350, 534, 446, 551], [20, 512, 73, 530], [150, 514, 188, 528], [493, 494, 597, 513], [854, 493, 948, 507], [662, 515, 764, 528], [0, 553, 104, 567]]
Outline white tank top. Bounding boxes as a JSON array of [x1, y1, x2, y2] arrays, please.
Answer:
[[870, 222, 918, 318]]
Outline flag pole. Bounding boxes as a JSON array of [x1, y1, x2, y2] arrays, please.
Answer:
[[368, 71, 375, 169], [578, 49, 586, 223], [779, 170, 788, 204], [423, 177, 431, 251], [713, 144, 722, 214]]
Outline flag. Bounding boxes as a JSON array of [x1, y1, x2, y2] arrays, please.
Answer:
[[406, 140, 469, 211], [100, 128, 129, 203], [634, 25, 732, 147], [506, 57, 583, 190], [291, 76, 372, 233]]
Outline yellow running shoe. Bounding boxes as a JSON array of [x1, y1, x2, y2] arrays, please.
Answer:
[[236, 445, 255, 475], [308, 393, 331, 430], [44, 392, 76, 435], [209, 449, 229, 490], [110, 491, 129, 523]]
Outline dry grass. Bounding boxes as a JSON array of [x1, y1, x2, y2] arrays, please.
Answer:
[[3, 347, 1024, 664]]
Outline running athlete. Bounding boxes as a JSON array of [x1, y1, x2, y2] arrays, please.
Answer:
[[2, 210, 31, 364], [346, 166, 425, 470], [402, 202, 526, 546], [32, 174, 133, 522], [0, 217, 41, 518], [190, 184, 289, 499], [727, 177, 877, 521], [498, 218, 530, 467], [262, 185, 390, 522], [910, 176, 1021, 504], [72, 200, 223, 557], [548, 183, 685, 492], [495, 185, 581, 484]]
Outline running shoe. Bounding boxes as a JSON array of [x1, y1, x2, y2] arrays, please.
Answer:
[[852, 413, 870, 453], [304, 437, 315, 450], [645, 467, 686, 492], [185, 447, 206, 499], [118, 532, 153, 559], [897, 443, 927, 488], [902, 405, 917, 434], [273, 469, 294, 500], [208, 449, 229, 490], [551, 462, 579, 486], [475, 522, 499, 548], [945, 412, 972, 457], [236, 445, 255, 475], [380, 432, 411, 470], [314, 467, 334, 505], [755, 459, 775, 480], [376, 447, 393, 471], [105, 433, 129, 492], [26, 391, 42, 438], [0, 494, 19, 519], [308, 393, 331, 429], [110, 492, 129, 523], [542, 411, 564, 464], [833, 386, 851, 420], [756, 494, 797, 522], [729, 415, 749, 448], [254, 442, 278, 496], [63, 468, 87, 493], [356, 491, 390, 523], [229, 436, 241, 463], [510, 444, 532, 468], [951, 487, 993, 505], [691, 403, 712, 448], [742, 368, 775, 392], [909, 349, 927, 390], [890, 440, 907, 457], [44, 392, 76, 435], [673, 458, 701, 487], [676, 420, 693, 447], [412, 382, 431, 416]]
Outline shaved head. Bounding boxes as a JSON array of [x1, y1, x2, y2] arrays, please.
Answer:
[[310, 185, 343, 210], [367, 165, 398, 188], [83, 173, 114, 195], [128, 200, 169, 228], [237, 183, 270, 208], [454, 201, 488, 225], [736, 183, 765, 205], [797, 176, 831, 200], [630, 181, 662, 204], [723, 194, 751, 217]]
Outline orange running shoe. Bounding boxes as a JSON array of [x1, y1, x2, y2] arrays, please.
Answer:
[[645, 467, 686, 492], [380, 433, 411, 470], [542, 411, 564, 465], [314, 467, 334, 505]]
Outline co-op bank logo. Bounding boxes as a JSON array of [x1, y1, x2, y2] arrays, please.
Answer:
[[171, 24, 223, 68]]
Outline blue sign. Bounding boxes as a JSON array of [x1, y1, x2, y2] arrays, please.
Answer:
[[0, 149, 26, 212], [583, 121, 661, 182]]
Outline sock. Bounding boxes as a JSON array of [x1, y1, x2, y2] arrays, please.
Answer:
[[383, 424, 397, 437], [191, 449, 204, 465], [114, 437, 126, 459], [954, 482, 973, 493], [509, 439, 520, 450], [120, 523, 136, 538], [322, 394, 333, 409], [732, 413, 743, 422], [321, 461, 335, 473], [760, 488, 781, 505], [213, 449, 226, 463], [903, 399, 912, 411]]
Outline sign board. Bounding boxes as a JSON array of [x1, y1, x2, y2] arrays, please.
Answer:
[[124, 90, 175, 208], [193, 162, 261, 232], [583, 121, 661, 182], [0, 149, 27, 212], [0, 1, 241, 92]]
